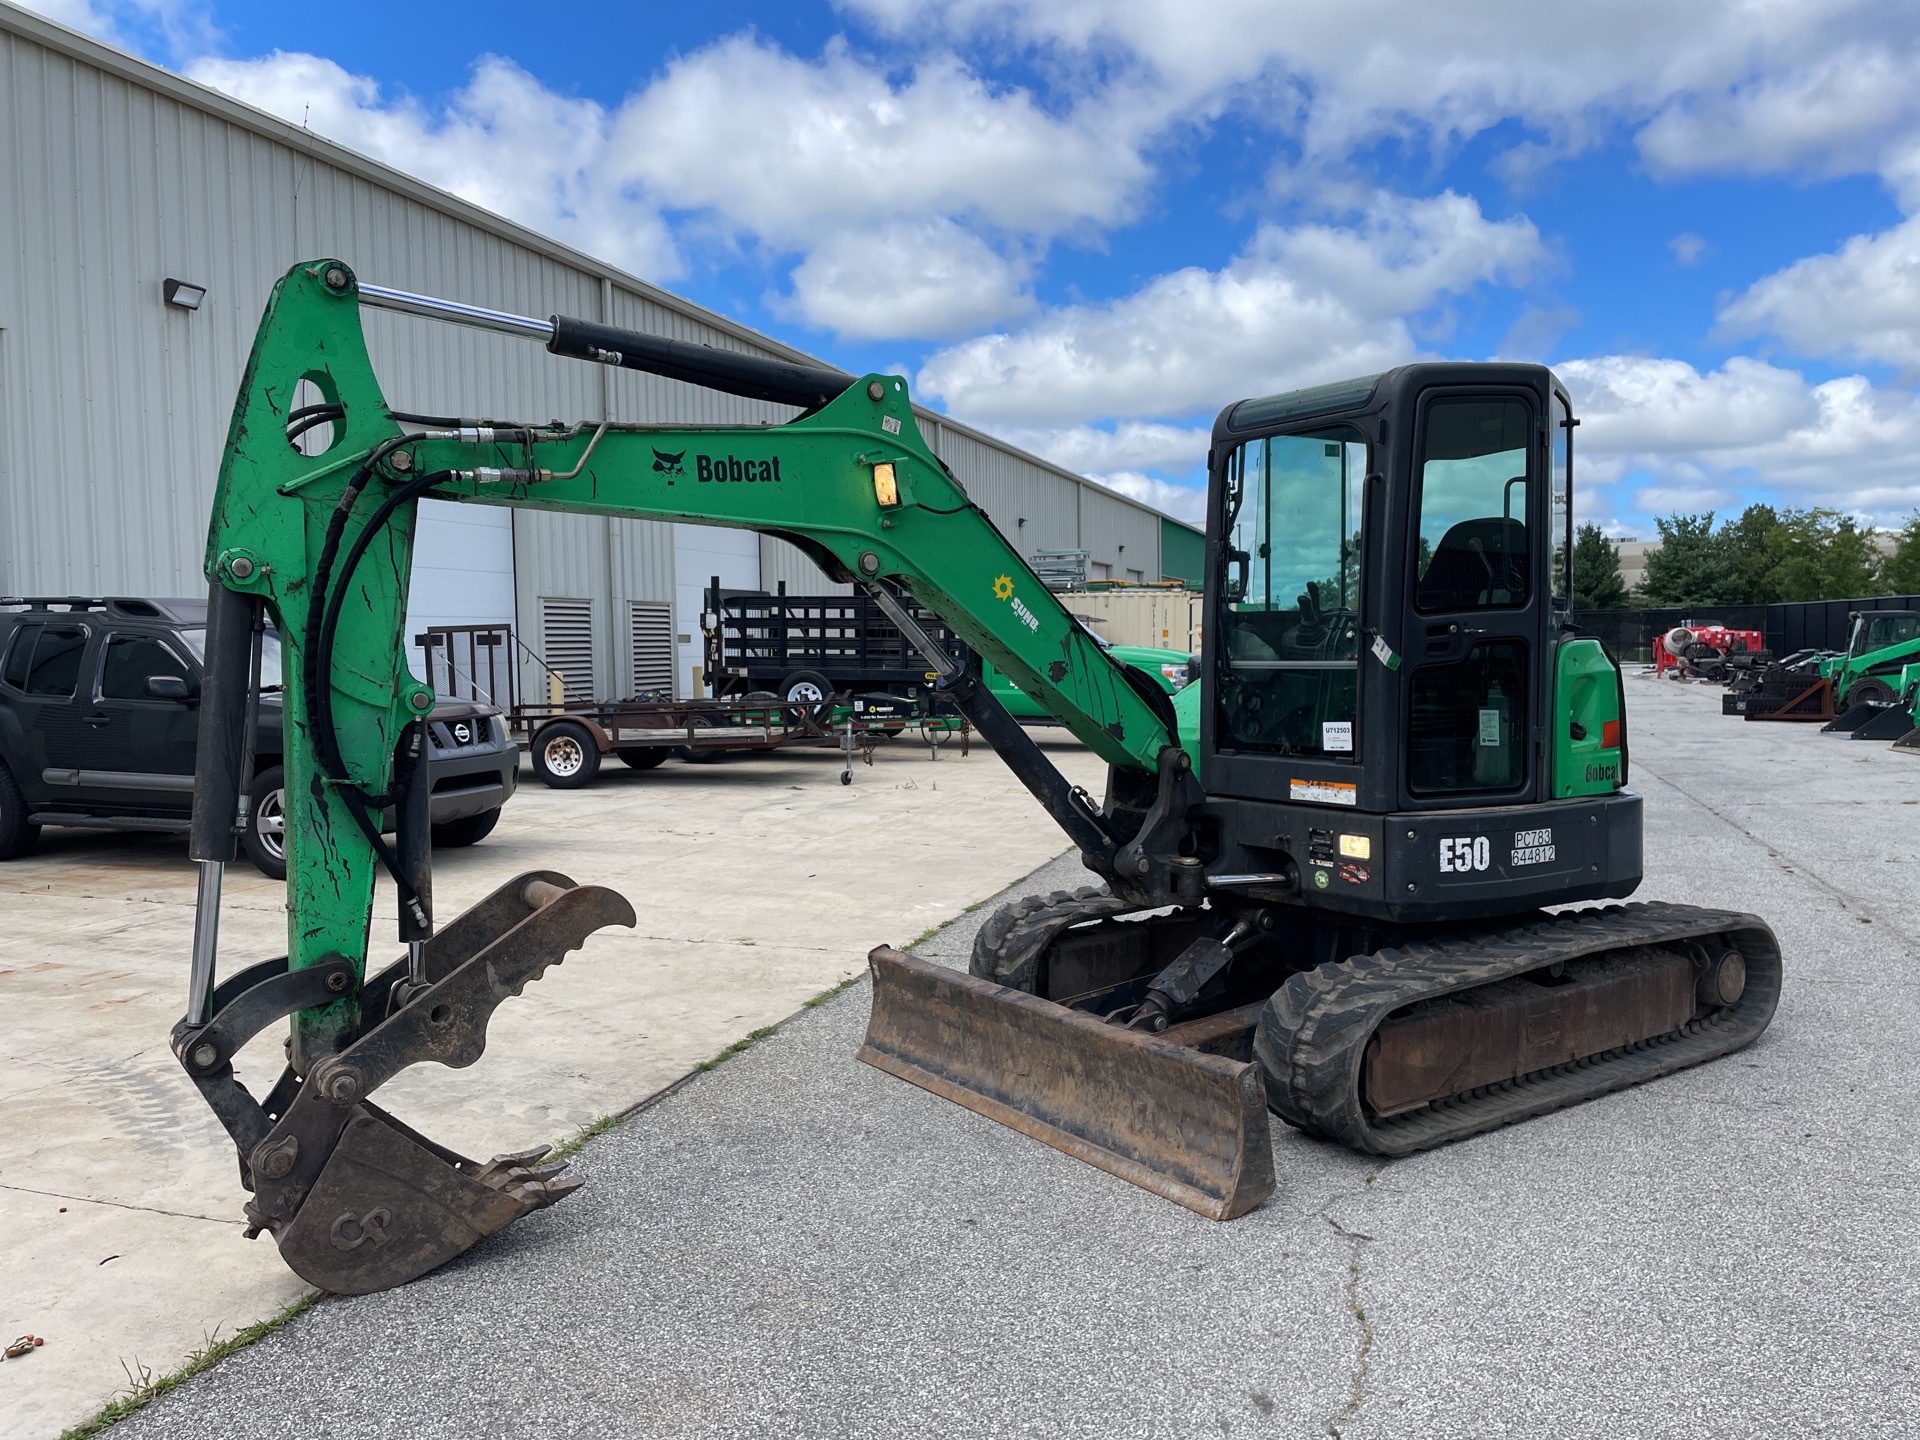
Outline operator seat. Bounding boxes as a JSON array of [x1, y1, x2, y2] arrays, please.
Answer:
[[1418, 517, 1528, 610]]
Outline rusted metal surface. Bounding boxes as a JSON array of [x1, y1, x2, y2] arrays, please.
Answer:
[[185, 870, 636, 1293], [1157, 1002, 1265, 1062], [272, 1109, 576, 1295], [858, 947, 1274, 1221], [1361, 948, 1696, 1118]]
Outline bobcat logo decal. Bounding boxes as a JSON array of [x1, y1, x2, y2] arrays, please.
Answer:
[[652, 447, 687, 479]]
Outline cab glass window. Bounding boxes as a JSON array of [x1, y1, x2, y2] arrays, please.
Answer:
[[1551, 395, 1572, 608], [1857, 614, 1920, 654], [8, 623, 89, 697], [101, 634, 192, 700], [1414, 398, 1532, 612], [1407, 640, 1529, 795], [1216, 426, 1366, 756]]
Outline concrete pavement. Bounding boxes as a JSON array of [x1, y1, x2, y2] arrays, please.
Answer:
[[18, 675, 1920, 1437], [0, 734, 1109, 1439]]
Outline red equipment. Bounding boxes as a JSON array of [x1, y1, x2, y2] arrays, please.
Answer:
[[1654, 623, 1764, 676]]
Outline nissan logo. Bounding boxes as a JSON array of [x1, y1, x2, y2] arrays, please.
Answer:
[[452, 721, 473, 745]]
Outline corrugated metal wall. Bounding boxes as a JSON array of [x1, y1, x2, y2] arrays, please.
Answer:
[[0, 7, 1183, 703]]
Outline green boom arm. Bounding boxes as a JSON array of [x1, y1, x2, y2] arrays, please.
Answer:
[[200, 261, 1194, 1054]]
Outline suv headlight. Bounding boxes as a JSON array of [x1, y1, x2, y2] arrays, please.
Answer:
[[1161, 662, 1189, 689]]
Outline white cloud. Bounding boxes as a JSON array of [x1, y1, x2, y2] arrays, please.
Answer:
[[1561, 354, 1920, 521], [182, 32, 1154, 335], [16, 0, 219, 61], [187, 51, 681, 278], [844, 0, 1920, 195], [1717, 213, 1920, 371], [997, 421, 1211, 475], [781, 219, 1031, 339], [917, 191, 1543, 425], [1637, 44, 1920, 204], [1087, 471, 1207, 524], [1669, 232, 1710, 266], [611, 37, 1147, 245]]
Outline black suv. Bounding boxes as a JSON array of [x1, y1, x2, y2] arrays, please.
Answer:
[[0, 597, 520, 877]]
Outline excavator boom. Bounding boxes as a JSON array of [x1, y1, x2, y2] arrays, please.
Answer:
[[178, 259, 1220, 1291]]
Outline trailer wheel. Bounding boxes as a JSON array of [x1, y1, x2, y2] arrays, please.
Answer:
[[533, 721, 601, 788], [780, 668, 834, 714], [617, 748, 668, 770]]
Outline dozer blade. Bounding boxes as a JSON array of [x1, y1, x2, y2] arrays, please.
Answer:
[[858, 947, 1274, 1220]]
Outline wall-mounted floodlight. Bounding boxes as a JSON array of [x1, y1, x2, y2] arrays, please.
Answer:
[[163, 279, 207, 311]]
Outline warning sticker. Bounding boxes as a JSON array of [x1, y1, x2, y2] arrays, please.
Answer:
[[1291, 779, 1358, 807], [1478, 708, 1503, 746]]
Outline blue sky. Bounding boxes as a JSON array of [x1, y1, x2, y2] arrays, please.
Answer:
[[32, 0, 1920, 536]]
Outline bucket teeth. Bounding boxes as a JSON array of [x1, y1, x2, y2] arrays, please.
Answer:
[[184, 872, 636, 1295]]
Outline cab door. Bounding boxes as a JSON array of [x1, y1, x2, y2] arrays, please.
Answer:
[[1401, 390, 1544, 807]]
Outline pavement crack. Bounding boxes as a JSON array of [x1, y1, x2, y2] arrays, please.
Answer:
[[0, 1181, 243, 1226], [1321, 1161, 1386, 1439]]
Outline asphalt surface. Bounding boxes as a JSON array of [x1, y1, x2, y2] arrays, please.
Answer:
[[113, 676, 1920, 1439]]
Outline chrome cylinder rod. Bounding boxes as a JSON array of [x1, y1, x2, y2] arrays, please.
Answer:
[[186, 860, 224, 1025], [357, 283, 555, 343]]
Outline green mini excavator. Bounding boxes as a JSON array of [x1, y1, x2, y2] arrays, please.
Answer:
[[175, 261, 1780, 1293]]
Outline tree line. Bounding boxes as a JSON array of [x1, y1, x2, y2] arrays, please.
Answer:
[[1572, 507, 1920, 610]]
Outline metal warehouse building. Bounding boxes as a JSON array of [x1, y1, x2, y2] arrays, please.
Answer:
[[0, 4, 1202, 704]]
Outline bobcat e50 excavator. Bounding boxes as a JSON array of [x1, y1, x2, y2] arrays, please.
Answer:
[[175, 260, 1781, 1295]]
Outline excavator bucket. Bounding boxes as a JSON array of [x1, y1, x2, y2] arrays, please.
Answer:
[[176, 871, 635, 1294], [858, 947, 1275, 1220]]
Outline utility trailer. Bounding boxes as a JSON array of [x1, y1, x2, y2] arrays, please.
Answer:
[[515, 691, 937, 789], [704, 579, 964, 710]]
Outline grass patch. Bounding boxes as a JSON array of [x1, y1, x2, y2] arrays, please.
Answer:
[[60, 1292, 322, 1439], [695, 1024, 781, 1072], [547, 1112, 625, 1164], [803, 974, 863, 1009]]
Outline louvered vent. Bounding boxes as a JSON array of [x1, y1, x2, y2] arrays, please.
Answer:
[[629, 602, 675, 697], [539, 597, 595, 703]]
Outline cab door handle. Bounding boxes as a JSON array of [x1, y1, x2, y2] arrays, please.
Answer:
[[83, 711, 111, 727]]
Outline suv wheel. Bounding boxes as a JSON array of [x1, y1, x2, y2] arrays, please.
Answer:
[[0, 765, 39, 861], [245, 766, 288, 880], [532, 721, 601, 788], [432, 807, 501, 848]]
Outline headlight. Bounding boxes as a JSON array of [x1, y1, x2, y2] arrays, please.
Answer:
[[1161, 663, 1189, 688]]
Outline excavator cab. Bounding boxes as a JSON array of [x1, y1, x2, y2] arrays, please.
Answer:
[[899, 362, 1777, 1210], [1198, 365, 1637, 918]]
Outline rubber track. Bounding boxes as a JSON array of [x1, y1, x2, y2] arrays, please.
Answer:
[[970, 886, 1139, 992], [1253, 901, 1783, 1157]]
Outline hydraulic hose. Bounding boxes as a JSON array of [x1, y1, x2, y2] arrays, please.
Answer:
[[300, 441, 447, 930]]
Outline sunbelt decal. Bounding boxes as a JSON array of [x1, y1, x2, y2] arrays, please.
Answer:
[[994, 575, 1040, 633]]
